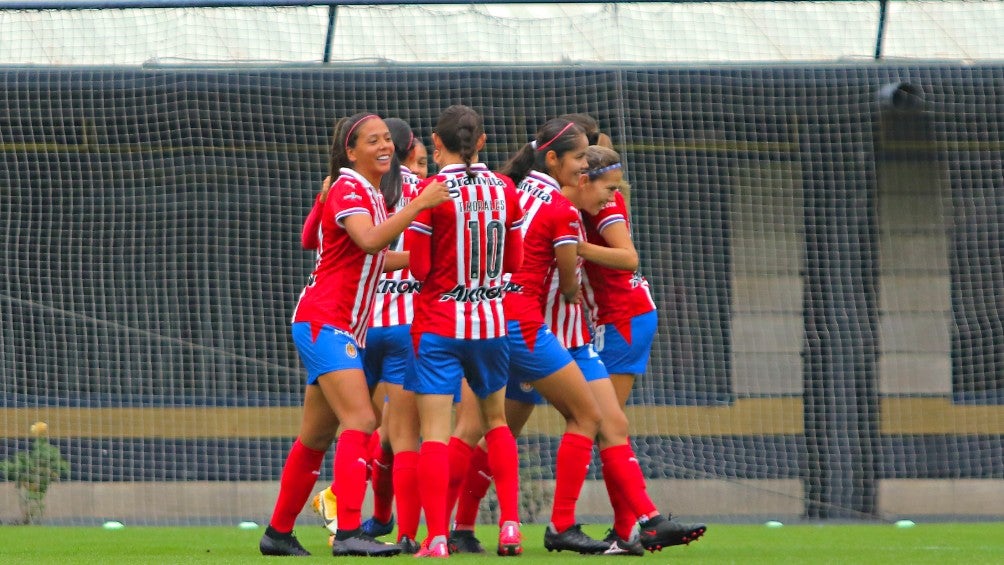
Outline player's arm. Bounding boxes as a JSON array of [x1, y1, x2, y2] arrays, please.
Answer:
[[577, 220, 638, 271], [404, 219, 431, 281], [554, 241, 580, 303], [502, 187, 524, 273], [343, 180, 450, 255], [383, 250, 410, 272], [503, 223, 523, 274], [301, 176, 334, 250], [301, 193, 323, 250]]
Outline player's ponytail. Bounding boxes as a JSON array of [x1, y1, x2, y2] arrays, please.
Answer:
[[500, 118, 584, 184], [498, 143, 536, 184], [434, 104, 484, 179], [328, 115, 353, 181]]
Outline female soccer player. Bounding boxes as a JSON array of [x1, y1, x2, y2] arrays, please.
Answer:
[[577, 145, 653, 408], [501, 118, 706, 555], [360, 117, 426, 552], [576, 145, 705, 553], [404, 104, 525, 558], [309, 122, 440, 553], [259, 112, 449, 558], [494, 117, 609, 555]]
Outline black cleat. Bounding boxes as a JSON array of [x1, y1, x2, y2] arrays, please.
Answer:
[[448, 529, 486, 554], [331, 528, 401, 557], [543, 523, 609, 554], [602, 528, 619, 544], [603, 534, 646, 556], [259, 526, 311, 556], [397, 535, 421, 555], [638, 515, 706, 552]]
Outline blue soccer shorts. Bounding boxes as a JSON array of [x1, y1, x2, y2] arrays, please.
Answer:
[[363, 324, 412, 386], [592, 310, 657, 376], [291, 322, 371, 386], [406, 333, 509, 400], [506, 321, 608, 404]]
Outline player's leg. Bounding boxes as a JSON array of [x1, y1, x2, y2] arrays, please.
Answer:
[[383, 380, 421, 553], [507, 320, 606, 554], [409, 333, 464, 558], [466, 336, 522, 557], [262, 322, 347, 556], [315, 367, 400, 556], [447, 381, 482, 521], [529, 363, 610, 555], [585, 359, 705, 552], [260, 384, 337, 556], [447, 380, 488, 553], [360, 325, 412, 539], [310, 343, 391, 539], [609, 373, 635, 408], [587, 375, 645, 555]]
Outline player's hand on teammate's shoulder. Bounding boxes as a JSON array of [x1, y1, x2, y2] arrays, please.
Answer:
[[414, 180, 451, 209]]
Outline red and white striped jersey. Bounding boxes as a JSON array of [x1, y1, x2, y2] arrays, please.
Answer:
[[408, 163, 523, 340], [370, 166, 421, 328], [581, 190, 656, 326], [503, 171, 591, 348], [291, 168, 388, 347]]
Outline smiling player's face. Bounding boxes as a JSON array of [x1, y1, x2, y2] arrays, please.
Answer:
[[581, 168, 621, 216], [348, 118, 394, 186], [549, 133, 589, 189]]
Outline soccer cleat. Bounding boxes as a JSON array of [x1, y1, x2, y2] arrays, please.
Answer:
[[330, 528, 401, 557], [361, 514, 396, 538], [398, 535, 422, 555], [414, 535, 450, 558], [447, 529, 486, 554], [310, 486, 338, 535], [603, 524, 640, 544], [259, 526, 311, 556], [496, 520, 522, 556], [603, 533, 646, 556], [638, 515, 707, 552], [543, 523, 609, 554]]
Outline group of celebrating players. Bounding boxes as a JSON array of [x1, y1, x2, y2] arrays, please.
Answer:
[[258, 106, 707, 558]]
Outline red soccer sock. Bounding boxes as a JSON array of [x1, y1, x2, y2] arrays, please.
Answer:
[[269, 438, 326, 533], [550, 432, 594, 533], [332, 429, 371, 532], [418, 441, 450, 540], [601, 449, 639, 540], [393, 450, 421, 541], [369, 430, 395, 523], [600, 443, 657, 522], [454, 445, 492, 528], [485, 426, 520, 525], [446, 436, 474, 521]]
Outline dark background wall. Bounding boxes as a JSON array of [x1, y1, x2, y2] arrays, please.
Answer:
[[1, 65, 1002, 517]]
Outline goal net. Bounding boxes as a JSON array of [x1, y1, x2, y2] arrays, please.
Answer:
[[1, 1, 1002, 526]]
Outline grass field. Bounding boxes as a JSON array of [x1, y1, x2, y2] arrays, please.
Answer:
[[0, 522, 1002, 564]]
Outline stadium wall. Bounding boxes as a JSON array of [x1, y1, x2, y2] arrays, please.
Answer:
[[1, 64, 1002, 522]]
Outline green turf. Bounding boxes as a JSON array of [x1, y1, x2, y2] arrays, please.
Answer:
[[0, 522, 1002, 564]]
